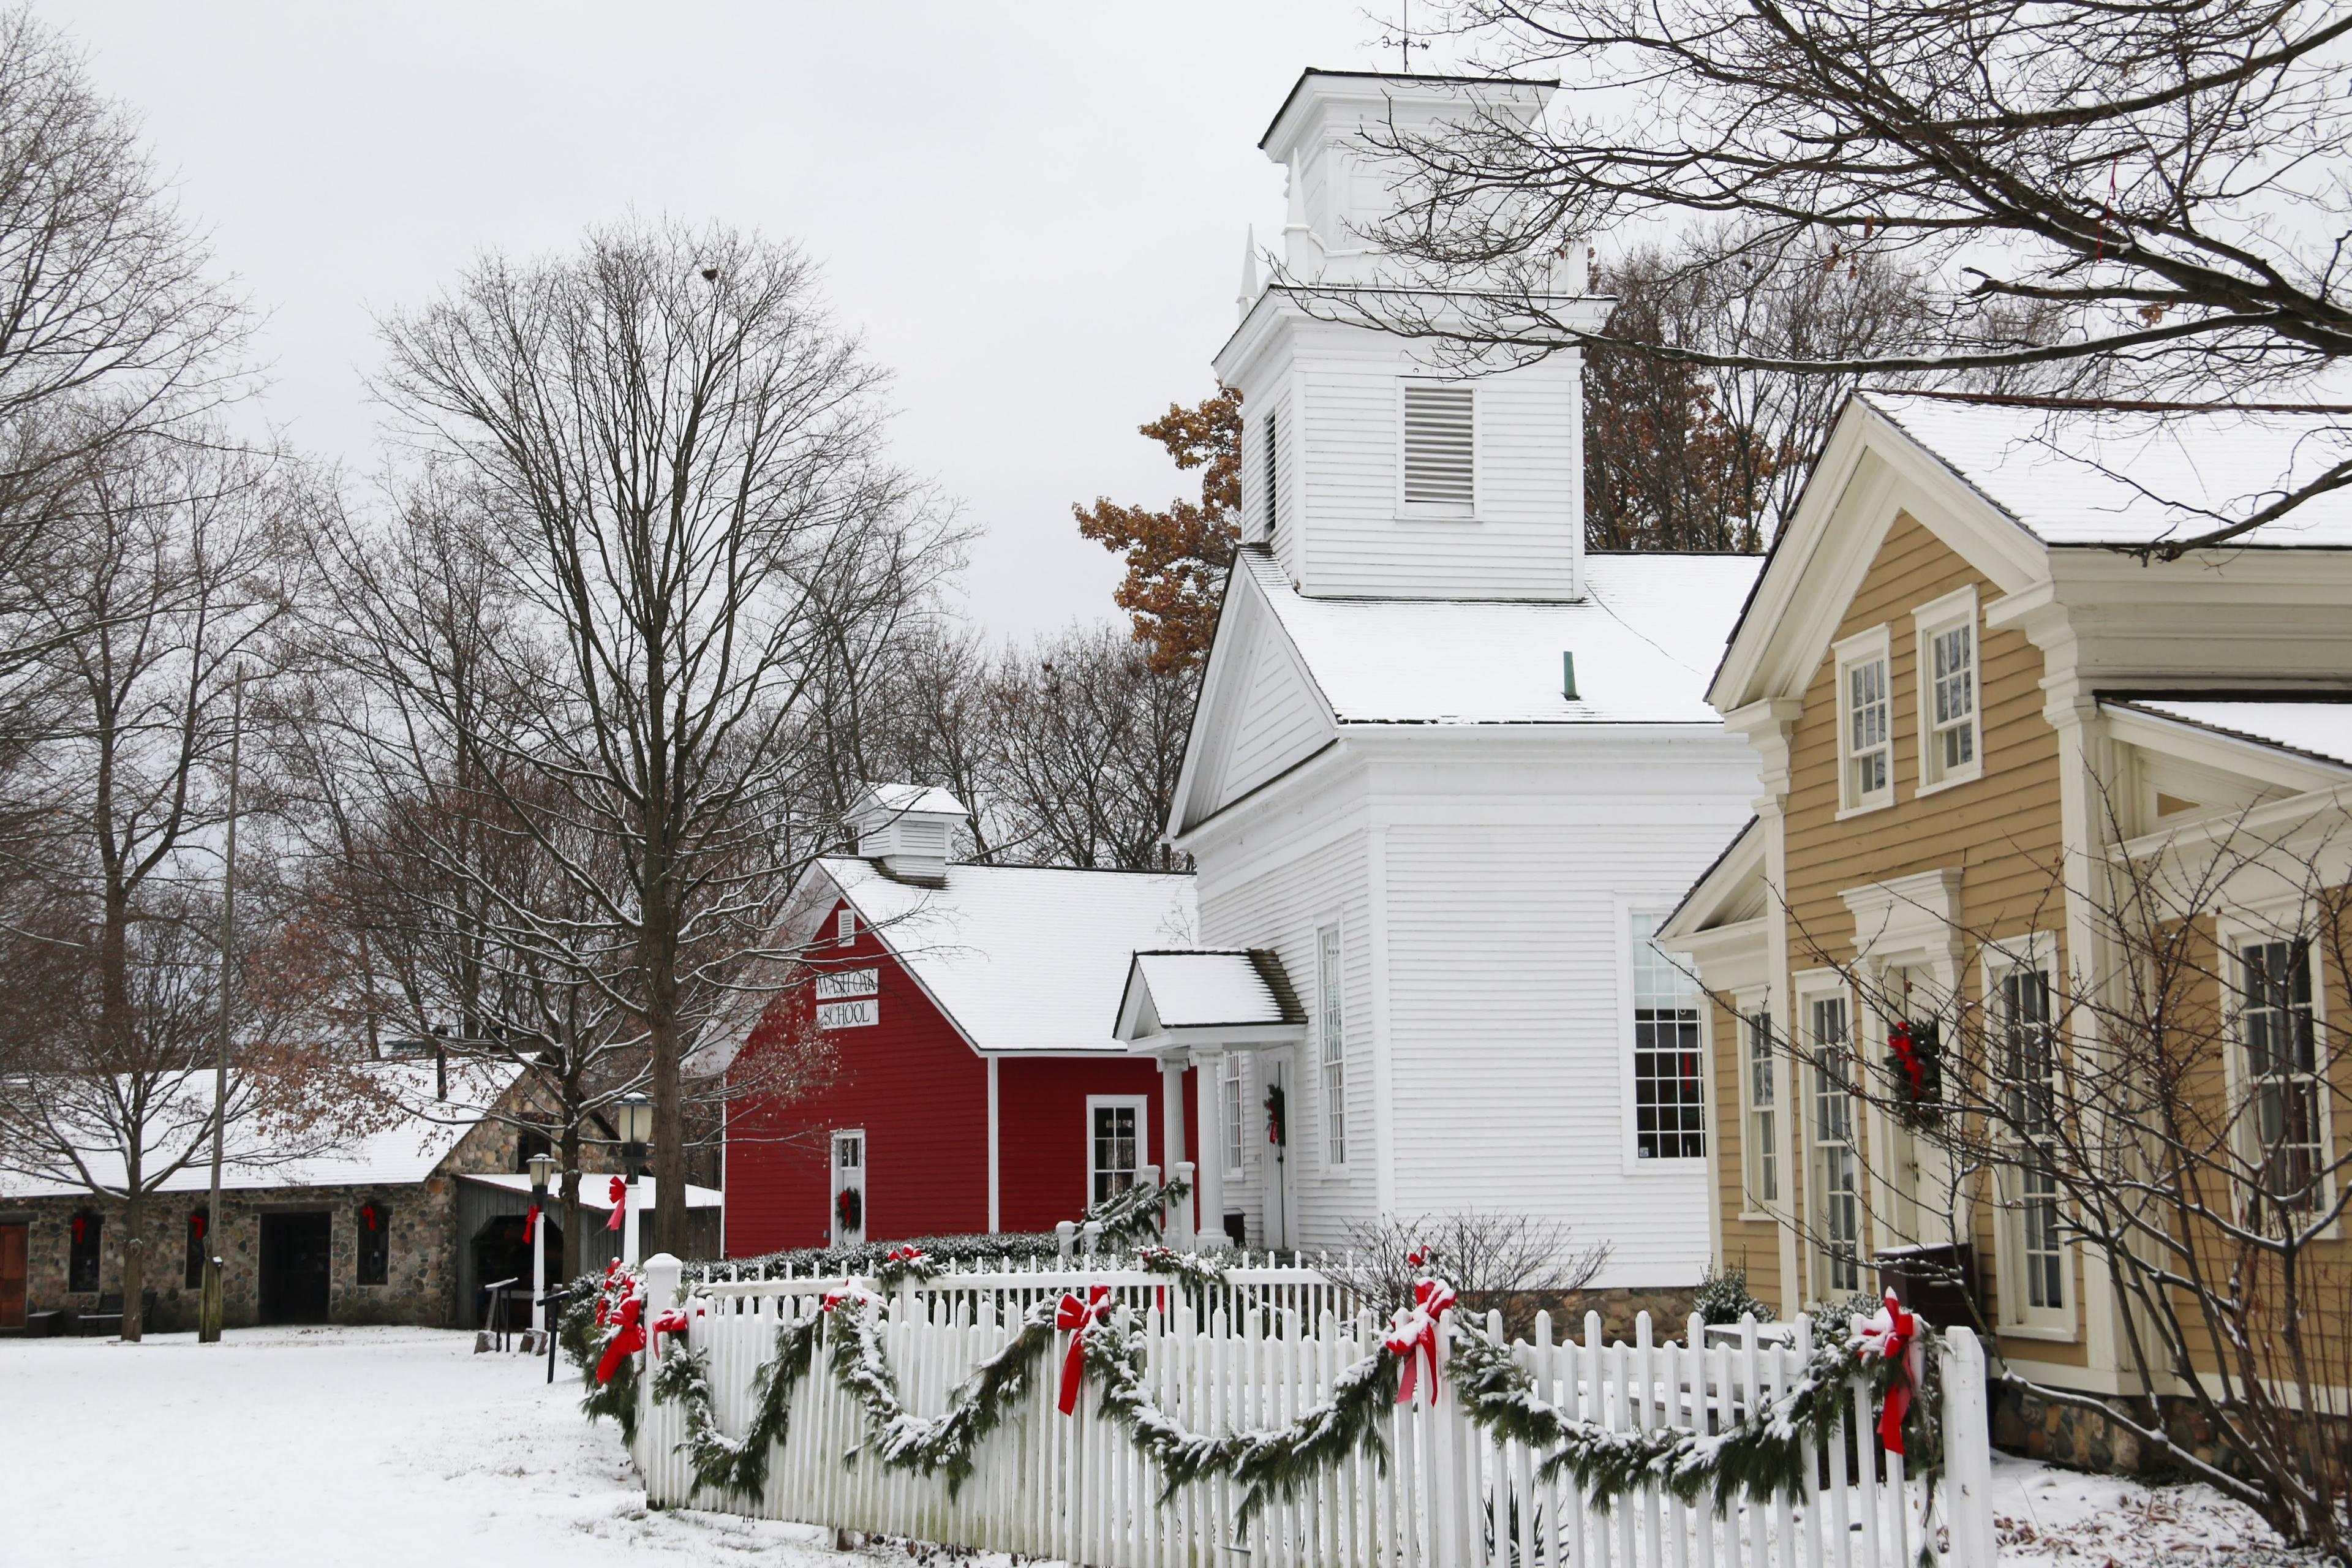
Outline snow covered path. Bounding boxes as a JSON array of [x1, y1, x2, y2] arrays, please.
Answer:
[[2, 1325, 846, 1567]]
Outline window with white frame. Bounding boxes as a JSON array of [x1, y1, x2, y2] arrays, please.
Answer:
[[1806, 991, 1863, 1295], [1220, 1052, 1245, 1178], [1992, 957, 2066, 1319], [1743, 1007, 1780, 1208], [1630, 914, 1705, 1159], [2239, 937, 2324, 1215], [1836, 628, 1894, 811], [1318, 924, 1346, 1166], [1400, 382, 1475, 513], [1088, 1096, 1148, 1207], [1915, 589, 1980, 788]]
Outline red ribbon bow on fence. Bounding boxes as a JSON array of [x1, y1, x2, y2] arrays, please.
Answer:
[[1384, 1277, 1458, 1406], [888, 1245, 925, 1264], [1856, 1289, 1925, 1455], [650, 1306, 691, 1345], [595, 1294, 644, 1384], [606, 1176, 627, 1233], [1056, 1286, 1113, 1415]]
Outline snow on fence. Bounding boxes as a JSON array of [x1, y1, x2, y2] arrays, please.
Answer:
[[631, 1256, 1996, 1568]]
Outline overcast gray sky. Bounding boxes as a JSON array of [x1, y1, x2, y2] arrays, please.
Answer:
[[42, 1, 1436, 640]]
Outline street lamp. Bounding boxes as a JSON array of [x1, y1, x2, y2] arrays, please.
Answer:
[[616, 1093, 652, 1266], [527, 1151, 556, 1339]]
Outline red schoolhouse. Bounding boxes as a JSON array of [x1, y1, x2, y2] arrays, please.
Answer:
[[723, 786, 1200, 1255]]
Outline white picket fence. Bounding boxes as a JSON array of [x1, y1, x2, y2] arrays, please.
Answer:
[[630, 1257, 1997, 1568]]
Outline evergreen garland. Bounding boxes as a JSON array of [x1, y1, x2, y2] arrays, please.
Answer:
[[561, 1264, 647, 1445], [823, 1292, 1061, 1495], [1135, 1244, 1236, 1302], [871, 1246, 941, 1294], [651, 1313, 824, 1502], [1084, 1174, 1193, 1251], [1082, 1310, 1401, 1528], [1445, 1316, 1940, 1515]]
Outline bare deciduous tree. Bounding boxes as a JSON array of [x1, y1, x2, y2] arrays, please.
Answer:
[[1324, 1209, 1613, 1340], [1330, 1, 2352, 551], [369, 219, 957, 1256]]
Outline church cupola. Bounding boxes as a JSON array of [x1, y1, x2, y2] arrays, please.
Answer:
[[1217, 70, 1607, 605], [849, 783, 968, 886]]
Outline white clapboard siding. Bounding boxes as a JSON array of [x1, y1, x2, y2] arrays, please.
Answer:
[[631, 1258, 1997, 1568]]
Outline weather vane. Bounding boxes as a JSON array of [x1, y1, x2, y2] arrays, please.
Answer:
[[1398, 0, 1428, 71]]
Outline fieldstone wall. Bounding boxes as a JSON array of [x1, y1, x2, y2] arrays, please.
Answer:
[[1991, 1381, 2265, 1484]]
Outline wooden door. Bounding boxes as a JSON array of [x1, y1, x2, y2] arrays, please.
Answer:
[[0, 1222, 26, 1329]]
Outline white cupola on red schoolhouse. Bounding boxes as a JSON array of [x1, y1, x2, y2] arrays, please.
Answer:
[[849, 782, 968, 886], [1224, 70, 1607, 602]]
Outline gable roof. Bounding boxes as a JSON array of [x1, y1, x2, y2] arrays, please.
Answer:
[[2103, 697, 2352, 774], [1239, 548, 1762, 726], [813, 857, 1198, 1057], [0, 1060, 519, 1201], [1864, 393, 2352, 549]]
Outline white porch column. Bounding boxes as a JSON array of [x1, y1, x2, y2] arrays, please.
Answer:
[[1191, 1049, 1224, 1251], [1158, 1056, 1189, 1236]]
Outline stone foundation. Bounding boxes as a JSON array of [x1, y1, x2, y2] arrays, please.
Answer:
[[1990, 1382, 2261, 1485]]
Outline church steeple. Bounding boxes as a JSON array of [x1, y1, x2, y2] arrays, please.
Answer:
[[1215, 70, 1606, 603]]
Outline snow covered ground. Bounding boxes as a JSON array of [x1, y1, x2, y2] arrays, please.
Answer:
[[2, 1325, 2324, 1567], [4, 1325, 848, 1567]]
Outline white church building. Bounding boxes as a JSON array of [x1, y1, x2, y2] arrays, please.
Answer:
[[1112, 70, 1764, 1291]]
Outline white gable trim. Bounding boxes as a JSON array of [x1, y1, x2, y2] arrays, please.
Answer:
[[1172, 557, 1339, 837], [1711, 398, 2053, 716]]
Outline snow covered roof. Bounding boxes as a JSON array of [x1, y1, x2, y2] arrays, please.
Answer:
[[2104, 698, 2352, 772], [1243, 549, 1762, 725], [461, 1173, 723, 1211], [815, 857, 1197, 1056], [857, 782, 968, 818], [0, 1060, 519, 1201], [1123, 951, 1303, 1030], [1863, 393, 2352, 549]]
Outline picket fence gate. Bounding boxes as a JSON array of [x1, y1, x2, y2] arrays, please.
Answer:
[[630, 1257, 1997, 1568]]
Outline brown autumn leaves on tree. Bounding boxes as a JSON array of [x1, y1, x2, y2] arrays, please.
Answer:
[[1074, 385, 1242, 674]]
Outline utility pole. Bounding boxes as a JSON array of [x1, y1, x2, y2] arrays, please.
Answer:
[[199, 666, 243, 1344]]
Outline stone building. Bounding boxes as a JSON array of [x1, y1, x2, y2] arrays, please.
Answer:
[[0, 1060, 720, 1335]]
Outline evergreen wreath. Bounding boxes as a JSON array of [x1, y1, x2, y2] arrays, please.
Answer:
[[1082, 1174, 1194, 1251], [652, 1312, 824, 1502]]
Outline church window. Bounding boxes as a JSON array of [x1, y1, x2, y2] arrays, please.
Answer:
[[1401, 382, 1475, 513], [68, 1212, 101, 1292], [1630, 914, 1705, 1159]]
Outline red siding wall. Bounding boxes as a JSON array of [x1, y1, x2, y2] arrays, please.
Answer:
[[726, 899, 1203, 1254], [726, 903, 987, 1255]]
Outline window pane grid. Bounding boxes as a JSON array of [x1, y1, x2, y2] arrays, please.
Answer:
[[2242, 940, 2323, 1210], [1747, 1009, 1778, 1204], [1220, 1054, 1245, 1177], [1631, 916, 1705, 1159], [1997, 965, 2065, 1311], [1809, 996, 1860, 1293], [1319, 925, 1346, 1166], [1092, 1104, 1140, 1206], [1929, 622, 1976, 775], [1845, 657, 1890, 800]]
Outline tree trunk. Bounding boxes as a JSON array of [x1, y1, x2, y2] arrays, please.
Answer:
[[120, 1186, 145, 1340], [559, 1122, 582, 1281]]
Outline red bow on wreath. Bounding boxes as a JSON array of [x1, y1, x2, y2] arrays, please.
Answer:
[[189, 1212, 206, 1242], [1856, 1289, 1926, 1455], [1384, 1276, 1458, 1406], [360, 1202, 379, 1232], [1055, 1286, 1113, 1415], [1889, 1023, 1927, 1097], [595, 1293, 644, 1384], [887, 1245, 924, 1264], [606, 1176, 627, 1234]]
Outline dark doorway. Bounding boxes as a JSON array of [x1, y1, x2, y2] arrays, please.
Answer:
[[258, 1212, 333, 1324], [470, 1215, 556, 1331], [0, 1222, 24, 1329]]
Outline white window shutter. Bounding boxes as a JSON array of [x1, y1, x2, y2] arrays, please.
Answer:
[[1401, 383, 1474, 510]]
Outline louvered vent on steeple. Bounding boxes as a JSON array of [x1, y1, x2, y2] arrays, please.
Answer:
[[1401, 383, 1475, 512]]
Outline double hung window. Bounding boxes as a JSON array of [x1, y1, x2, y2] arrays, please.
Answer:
[[1630, 915, 1705, 1159], [1996, 963, 2065, 1315], [1318, 925, 1346, 1167], [1744, 1009, 1779, 1207], [1835, 628, 1894, 812], [2240, 938, 2324, 1214], [1916, 589, 1981, 788], [1220, 1053, 1246, 1178], [1807, 994, 1862, 1295], [1089, 1099, 1147, 1207]]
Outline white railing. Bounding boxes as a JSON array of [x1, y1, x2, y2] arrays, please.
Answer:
[[631, 1257, 1996, 1568]]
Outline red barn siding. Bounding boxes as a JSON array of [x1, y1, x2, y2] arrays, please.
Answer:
[[726, 904, 986, 1254], [729, 897, 1204, 1255]]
